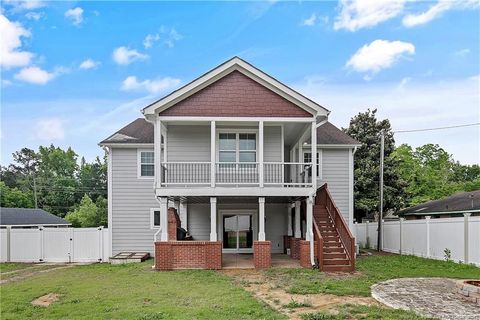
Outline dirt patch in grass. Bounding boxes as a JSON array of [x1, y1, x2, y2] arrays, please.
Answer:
[[31, 293, 60, 307], [222, 269, 377, 320]]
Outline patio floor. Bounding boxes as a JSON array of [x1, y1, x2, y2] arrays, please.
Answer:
[[222, 253, 301, 269]]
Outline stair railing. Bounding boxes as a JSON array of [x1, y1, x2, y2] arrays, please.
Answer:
[[317, 184, 355, 270], [313, 220, 323, 271]]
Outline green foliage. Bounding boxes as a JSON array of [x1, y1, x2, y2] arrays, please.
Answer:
[[343, 109, 408, 220], [2, 145, 107, 225], [283, 298, 312, 309], [0, 182, 34, 208], [392, 143, 480, 206], [65, 194, 106, 228]]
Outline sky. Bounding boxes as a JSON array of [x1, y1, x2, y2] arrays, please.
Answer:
[[1, 0, 479, 165]]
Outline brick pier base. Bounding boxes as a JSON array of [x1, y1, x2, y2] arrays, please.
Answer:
[[253, 241, 271, 269], [290, 238, 301, 259], [155, 241, 222, 270], [300, 240, 313, 268]]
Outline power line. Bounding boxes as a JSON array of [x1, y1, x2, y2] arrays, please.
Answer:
[[394, 122, 480, 133]]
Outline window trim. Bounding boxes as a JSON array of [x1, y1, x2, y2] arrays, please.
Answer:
[[216, 129, 259, 163], [150, 208, 161, 229], [303, 151, 321, 178], [137, 149, 155, 179]]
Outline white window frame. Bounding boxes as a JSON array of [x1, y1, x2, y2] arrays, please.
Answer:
[[303, 151, 321, 178], [150, 208, 161, 229], [137, 149, 155, 179], [216, 129, 259, 163]]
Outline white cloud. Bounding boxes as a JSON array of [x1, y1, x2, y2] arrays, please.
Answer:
[[25, 11, 44, 21], [454, 48, 471, 58], [3, 0, 46, 11], [34, 118, 65, 140], [79, 59, 100, 70], [112, 46, 148, 65], [64, 7, 84, 26], [0, 14, 34, 69], [14, 66, 55, 84], [302, 13, 317, 26], [346, 39, 415, 74], [143, 33, 160, 48], [294, 75, 480, 165], [121, 76, 181, 94], [402, 0, 479, 27], [334, 0, 406, 31]]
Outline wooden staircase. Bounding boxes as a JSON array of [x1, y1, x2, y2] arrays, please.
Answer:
[[313, 184, 355, 272]]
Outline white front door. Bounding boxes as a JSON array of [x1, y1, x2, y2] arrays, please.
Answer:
[[222, 214, 254, 253]]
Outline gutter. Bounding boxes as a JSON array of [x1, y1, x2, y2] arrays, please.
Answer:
[[404, 209, 480, 216]]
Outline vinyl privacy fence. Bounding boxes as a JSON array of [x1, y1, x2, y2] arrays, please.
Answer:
[[0, 227, 110, 263], [354, 215, 480, 266]]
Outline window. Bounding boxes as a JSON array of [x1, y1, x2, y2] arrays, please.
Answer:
[[218, 132, 257, 163], [139, 151, 154, 177], [150, 209, 161, 229], [303, 152, 320, 177]]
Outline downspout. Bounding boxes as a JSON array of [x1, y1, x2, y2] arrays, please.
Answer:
[[308, 194, 316, 267]]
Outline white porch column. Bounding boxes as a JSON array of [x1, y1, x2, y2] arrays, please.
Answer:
[[210, 197, 217, 241], [159, 197, 168, 241], [311, 121, 317, 190], [294, 200, 301, 238], [155, 117, 162, 189], [306, 196, 313, 241], [287, 204, 293, 236], [259, 120, 264, 188], [179, 200, 188, 229], [258, 197, 266, 241], [464, 212, 471, 264], [210, 121, 216, 188]]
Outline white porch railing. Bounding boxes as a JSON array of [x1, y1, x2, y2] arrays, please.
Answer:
[[160, 162, 312, 187]]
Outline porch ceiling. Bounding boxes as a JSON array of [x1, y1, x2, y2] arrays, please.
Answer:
[[167, 196, 302, 204]]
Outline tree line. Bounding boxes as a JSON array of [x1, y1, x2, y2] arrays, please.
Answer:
[[0, 146, 107, 227], [1, 109, 478, 225]]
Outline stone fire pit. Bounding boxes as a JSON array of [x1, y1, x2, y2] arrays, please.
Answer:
[[456, 280, 480, 306]]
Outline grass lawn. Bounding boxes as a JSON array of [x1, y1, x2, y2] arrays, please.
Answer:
[[0, 263, 37, 273], [1, 261, 285, 320], [265, 253, 480, 296]]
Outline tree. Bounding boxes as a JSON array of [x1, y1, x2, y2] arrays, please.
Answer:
[[65, 194, 105, 228], [0, 182, 34, 208], [392, 143, 480, 206], [343, 109, 408, 221], [77, 156, 107, 203]]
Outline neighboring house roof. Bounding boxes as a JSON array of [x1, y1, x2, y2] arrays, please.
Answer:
[[0, 208, 71, 226], [317, 122, 361, 146], [398, 190, 480, 216], [142, 56, 330, 117], [100, 118, 359, 147], [99, 118, 153, 145]]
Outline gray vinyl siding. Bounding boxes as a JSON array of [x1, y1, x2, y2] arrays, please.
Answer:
[[167, 125, 210, 162], [187, 204, 210, 240], [319, 149, 350, 224], [264, 126, 282, 162], [111, 148, 158, 255]]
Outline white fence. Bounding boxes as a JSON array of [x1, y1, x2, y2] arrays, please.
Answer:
[[355, 215, 480, 266], [0, 227, 110, 263]]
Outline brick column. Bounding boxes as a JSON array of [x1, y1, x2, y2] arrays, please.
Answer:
[[155, 242, 173, 270], [291, 238, 301, 259], [300, 240, 311, 268], [253, 241, 271, 269], [168, 207, 180, 240], [205, 241, 222, 270]]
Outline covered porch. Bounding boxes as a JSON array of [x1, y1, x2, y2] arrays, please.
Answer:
[[154, 196, 315, 270]]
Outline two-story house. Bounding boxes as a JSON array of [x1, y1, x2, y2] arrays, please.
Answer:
[[100, 57, 360, 271]]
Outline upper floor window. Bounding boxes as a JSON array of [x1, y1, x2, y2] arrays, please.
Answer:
[[139, 151, 154, 177], [218, 133, 257, 163], [303, 152, 319, 177]]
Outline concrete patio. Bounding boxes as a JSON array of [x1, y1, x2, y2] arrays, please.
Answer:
[[222, 253, 301, 269]]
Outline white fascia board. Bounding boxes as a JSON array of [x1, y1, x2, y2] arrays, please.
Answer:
[[305, 144, 362, 149], [155, 187, 313, 197], [98, 143, 154, 148], [142, 57, 329, 117], [157, 116, 314, 123]]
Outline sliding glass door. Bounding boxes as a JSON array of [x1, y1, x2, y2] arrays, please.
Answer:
[[222, 214, 253, 252]]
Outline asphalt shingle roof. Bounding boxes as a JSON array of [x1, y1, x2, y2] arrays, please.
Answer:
[[398, 190, 480, 216], [100, 118, 359, 146], [0, 208, 71, 226]]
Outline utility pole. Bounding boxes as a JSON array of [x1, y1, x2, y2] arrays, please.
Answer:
[[32, 172, 38, 209], [377, 130, 384, 252]]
